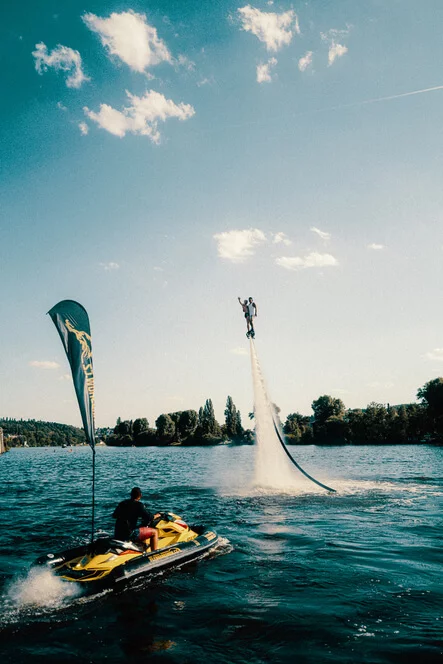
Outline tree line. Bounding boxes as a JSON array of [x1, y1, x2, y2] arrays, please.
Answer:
[[106, 396, 253, 446], [0, 418, 86, 447], [283, 377, 443, 444], [2, 377, 442, 447]]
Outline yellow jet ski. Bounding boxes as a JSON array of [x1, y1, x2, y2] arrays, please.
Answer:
[[34, 513, 218, 586]]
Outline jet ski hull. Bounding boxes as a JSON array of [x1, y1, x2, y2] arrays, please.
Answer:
[[34, 527, 218, 587]]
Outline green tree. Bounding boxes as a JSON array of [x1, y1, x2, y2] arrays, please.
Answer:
[[363, 402, 389, 442], [155, 414, 175, 442], [345, 409, 366, 443], [406, 403, 428, 441], [235, 409, 244, 437], [114, 419, 133, 436], [201, 399, 221, 436], [417, 377, 443, 436], [311, 395, 345, 425], [133, 418, 149, 437], [179, 410, 198, 439], [224, 396, 240, 438]]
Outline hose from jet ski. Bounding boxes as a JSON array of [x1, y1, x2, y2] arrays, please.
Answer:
[[272, 417, 336, 493]]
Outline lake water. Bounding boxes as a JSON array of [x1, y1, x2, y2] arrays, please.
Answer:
[[0, 445, 442, 663]]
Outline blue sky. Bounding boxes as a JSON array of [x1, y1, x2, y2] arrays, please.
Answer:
[[1, 0, 443, 428]]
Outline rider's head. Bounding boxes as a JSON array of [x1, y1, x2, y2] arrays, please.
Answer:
[[244, 299, 247, 304], [249, 297, 253, 302], [131, 487, 142, 501]]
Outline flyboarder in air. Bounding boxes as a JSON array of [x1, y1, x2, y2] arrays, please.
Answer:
[[238, 296, 257, 338]]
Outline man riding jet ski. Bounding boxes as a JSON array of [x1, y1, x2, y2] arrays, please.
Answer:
[[34, 491, 218, 587], [112, 486, 160, 551]]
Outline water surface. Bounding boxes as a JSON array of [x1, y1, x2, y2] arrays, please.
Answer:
[[0, 445, 441, 663]]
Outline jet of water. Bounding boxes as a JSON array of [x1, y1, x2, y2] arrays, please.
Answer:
[[249, 340, 314, 490]]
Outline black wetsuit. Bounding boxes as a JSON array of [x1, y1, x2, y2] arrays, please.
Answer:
[[112, 499, 154, 540]]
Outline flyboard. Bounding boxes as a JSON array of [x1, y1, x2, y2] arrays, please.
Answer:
[[249, 337, 335, 493]]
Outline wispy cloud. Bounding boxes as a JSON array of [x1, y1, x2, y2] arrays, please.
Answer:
[[78, 122, 89, 135], [298, 51, 313, 72], [231, 347, 249, 356], [83, 10, 171, 73], [276, 252, 338, 271], [367, 381, 394, 389], [238, 5, 299, 52], [272, 232, 291, 246], [29, 360, 60, 369], [57, 101, 67, 111], [367, 243, 385, 250], [424, 348, 443, 362], [256, 57, 277, 83], [32, 43, 89, 88], [58, 373, 71, 381], [177, 54, 195, 71], [214, 228, 266, 262], [84, 90, 195, 142], [311, 227, 331, 241], [321, 28, 349, 66], [196, 76, 215, 87], [99, 262, 120, 270]]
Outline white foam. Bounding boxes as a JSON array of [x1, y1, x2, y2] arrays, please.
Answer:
[[7, 567, 82, 609]]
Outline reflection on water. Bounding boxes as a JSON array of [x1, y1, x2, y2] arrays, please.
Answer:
[[0, 445, 442, 663]]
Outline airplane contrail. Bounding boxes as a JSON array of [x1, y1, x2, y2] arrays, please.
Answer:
[[204, 84, 443, 134], [318, 84, 443, 113]]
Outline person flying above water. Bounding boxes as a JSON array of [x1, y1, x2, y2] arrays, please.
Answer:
[[112, 486, 160, 551], [238, 296, 257, 338]]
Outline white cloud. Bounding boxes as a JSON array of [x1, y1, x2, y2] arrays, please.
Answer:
[[83, 10, 171, 73], [367, 243, 385, 250], [273, 232, 291, 246], [231, 347, 249, 356], [57, 101, 67, 111], [424, 348, 443, 362], [310, 226, 331, 241], [99, 262, 120, 270], [84, 89, 195, 142], [238, 5, 299, 52], [214, 228, 266, 262], [29, 360, 60, 369], [78, 122, 89, 135], [321, 29, 349, 66], [256, 57, 277, 83], [32, 43, 89, 88], [298, 51, 313, 72], [328, 42, 348, 65], [276, 252, 338, 271]]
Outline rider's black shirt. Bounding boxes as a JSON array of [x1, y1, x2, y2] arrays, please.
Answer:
[[112, 499, 154, 540]]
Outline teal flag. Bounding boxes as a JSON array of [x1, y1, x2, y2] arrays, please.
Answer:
[[48, 300, 96, 448]]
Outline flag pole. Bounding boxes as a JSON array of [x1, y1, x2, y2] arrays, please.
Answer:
[[91, 446, 96, 544]]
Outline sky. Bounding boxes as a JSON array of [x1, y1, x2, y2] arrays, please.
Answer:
[[1, 0, 443, 428]]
